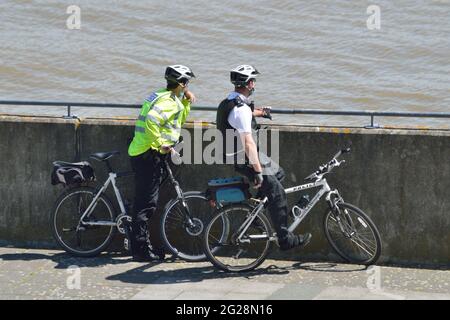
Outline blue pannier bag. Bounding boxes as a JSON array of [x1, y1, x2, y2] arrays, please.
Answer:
[[207, 176, 250, 205]]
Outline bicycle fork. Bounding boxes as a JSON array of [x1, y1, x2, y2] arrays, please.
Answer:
[[165, 161, 196, 229], [326, 190, 355, 238]]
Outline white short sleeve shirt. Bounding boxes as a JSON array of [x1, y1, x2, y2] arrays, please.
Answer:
[[227, 92, 253, 134]]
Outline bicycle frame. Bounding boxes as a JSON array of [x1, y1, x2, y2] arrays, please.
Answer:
[[79, 172, 126, 227], [236, 178, 342, 242], [285, 178, 333, 233]]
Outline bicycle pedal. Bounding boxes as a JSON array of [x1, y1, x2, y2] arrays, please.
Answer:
[[123, 238, 130, 252]]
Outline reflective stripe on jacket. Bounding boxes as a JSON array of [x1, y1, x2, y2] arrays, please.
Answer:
[[128, 89, 190, 156]]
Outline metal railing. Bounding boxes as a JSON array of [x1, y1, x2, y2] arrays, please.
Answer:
[[1, 100, 449, 128]]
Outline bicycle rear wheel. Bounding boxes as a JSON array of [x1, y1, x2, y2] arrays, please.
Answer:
[[51, 186, 117, 257], [204, 204, 273, 272], [161, 192, 224, 262], [324, 202, 381, 265]]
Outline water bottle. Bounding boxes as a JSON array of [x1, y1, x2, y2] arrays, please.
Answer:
[[292, 195, 310, 221], [297, 195, 310, 210]]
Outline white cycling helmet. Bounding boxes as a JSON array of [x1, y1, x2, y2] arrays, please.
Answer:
[[230, 65, 260, 86], [165, 65, 195, 85]]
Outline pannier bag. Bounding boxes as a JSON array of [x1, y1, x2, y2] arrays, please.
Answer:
[[207, 176, 250, 205], [51, 161, 95, 186]]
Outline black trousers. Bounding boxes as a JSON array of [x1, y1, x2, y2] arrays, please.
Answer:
[[129, 149, 165, 254], [235, 159, 290, 240]]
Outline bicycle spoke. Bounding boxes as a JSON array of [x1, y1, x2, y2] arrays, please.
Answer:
[[349, 235, 375, 255], [205, 205, 272, 272], [161, 194, 213, 261], [53, 189, 115, 256], [325, 204, 380, 264]]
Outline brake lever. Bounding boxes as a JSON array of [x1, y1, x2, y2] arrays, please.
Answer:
[[170, 141, 184, 164]]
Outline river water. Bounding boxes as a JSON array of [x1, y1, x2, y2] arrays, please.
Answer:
[[1, 1, 449, 127]]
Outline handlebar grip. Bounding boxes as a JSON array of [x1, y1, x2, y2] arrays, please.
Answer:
[[333, 147, 351, 159], [262, 109, 272, 120]]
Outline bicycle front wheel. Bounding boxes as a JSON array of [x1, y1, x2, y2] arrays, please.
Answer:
[[204, 204, 273, 272], [51, 186, 117, 257], [161, 191, 222, 262], [324, 202, 381, 265]]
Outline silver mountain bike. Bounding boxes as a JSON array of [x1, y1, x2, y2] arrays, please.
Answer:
[[51, 147, 221, 261], [203, 147, 382, 272]]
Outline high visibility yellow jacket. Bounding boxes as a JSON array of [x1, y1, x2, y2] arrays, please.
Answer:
[[128, 89, 191, 156]]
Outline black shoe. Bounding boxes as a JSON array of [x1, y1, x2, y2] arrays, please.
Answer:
[[130, 239, 165, 262], [132, 249, 164, 262], [279, 232, 312, 251], [149, 245, 166, 261]]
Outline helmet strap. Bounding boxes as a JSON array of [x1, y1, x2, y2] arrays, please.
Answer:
[[246, 83, 255, 96]]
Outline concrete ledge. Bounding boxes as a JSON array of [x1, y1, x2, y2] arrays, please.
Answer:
[[0, 115, 449, 267], [2, 114, 450, 136]]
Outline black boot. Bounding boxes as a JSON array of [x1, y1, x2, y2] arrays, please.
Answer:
[[131, 237, 165, 262], [130, 222, 165, 262], [147, 244, 166, 261], [278, 227, 312, 251]]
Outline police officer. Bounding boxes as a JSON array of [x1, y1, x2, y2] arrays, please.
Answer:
[[216, 65, 312, 251], [128, 65, 196, 261]]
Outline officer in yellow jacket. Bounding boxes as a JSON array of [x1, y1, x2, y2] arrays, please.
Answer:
[[128, 65, 196, 261]]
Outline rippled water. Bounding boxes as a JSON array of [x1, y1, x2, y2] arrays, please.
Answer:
[[0, 1, 449, 127]]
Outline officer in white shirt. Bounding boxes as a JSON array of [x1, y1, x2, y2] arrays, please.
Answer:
[[216, 65, 312, 250]]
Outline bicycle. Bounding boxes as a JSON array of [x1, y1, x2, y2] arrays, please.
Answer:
[[50, 146, 220, 261], [203, 147, 382, 272]]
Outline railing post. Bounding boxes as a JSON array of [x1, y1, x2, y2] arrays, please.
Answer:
[[63, 104, 77, 119], [365, 114, 380, 129]]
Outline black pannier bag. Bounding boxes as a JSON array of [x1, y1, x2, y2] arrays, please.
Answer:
[[51, 161, 96, 186], [206, 176, 251, 205]]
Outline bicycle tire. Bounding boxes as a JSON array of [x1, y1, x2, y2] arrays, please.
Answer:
[[51, 186, 117, 257], [160, 191, 223, 262], [324, 202, 381, 265], [204, 203, 273, 272]]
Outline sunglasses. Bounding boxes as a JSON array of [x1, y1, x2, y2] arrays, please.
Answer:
[[179, 79, 189, 86]]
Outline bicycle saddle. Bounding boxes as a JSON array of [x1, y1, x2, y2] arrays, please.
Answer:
[[89, 151, 120, 161]]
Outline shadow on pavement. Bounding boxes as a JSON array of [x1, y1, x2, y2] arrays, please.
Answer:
[[292, 262, 369, 273], [0, 250, 369, 286], [0, 251, 136, 269], [105, 262, 294, 285], [105, 259, 369, 286]]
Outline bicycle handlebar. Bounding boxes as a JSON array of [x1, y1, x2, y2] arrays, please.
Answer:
[[332, 147, 351, 160], [305, 147, 351, 181]]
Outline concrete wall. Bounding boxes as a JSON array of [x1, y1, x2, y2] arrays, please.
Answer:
[[0, 115, 449, 268]]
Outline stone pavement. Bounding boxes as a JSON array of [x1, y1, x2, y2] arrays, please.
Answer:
[[0, 247, 448, 300]]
